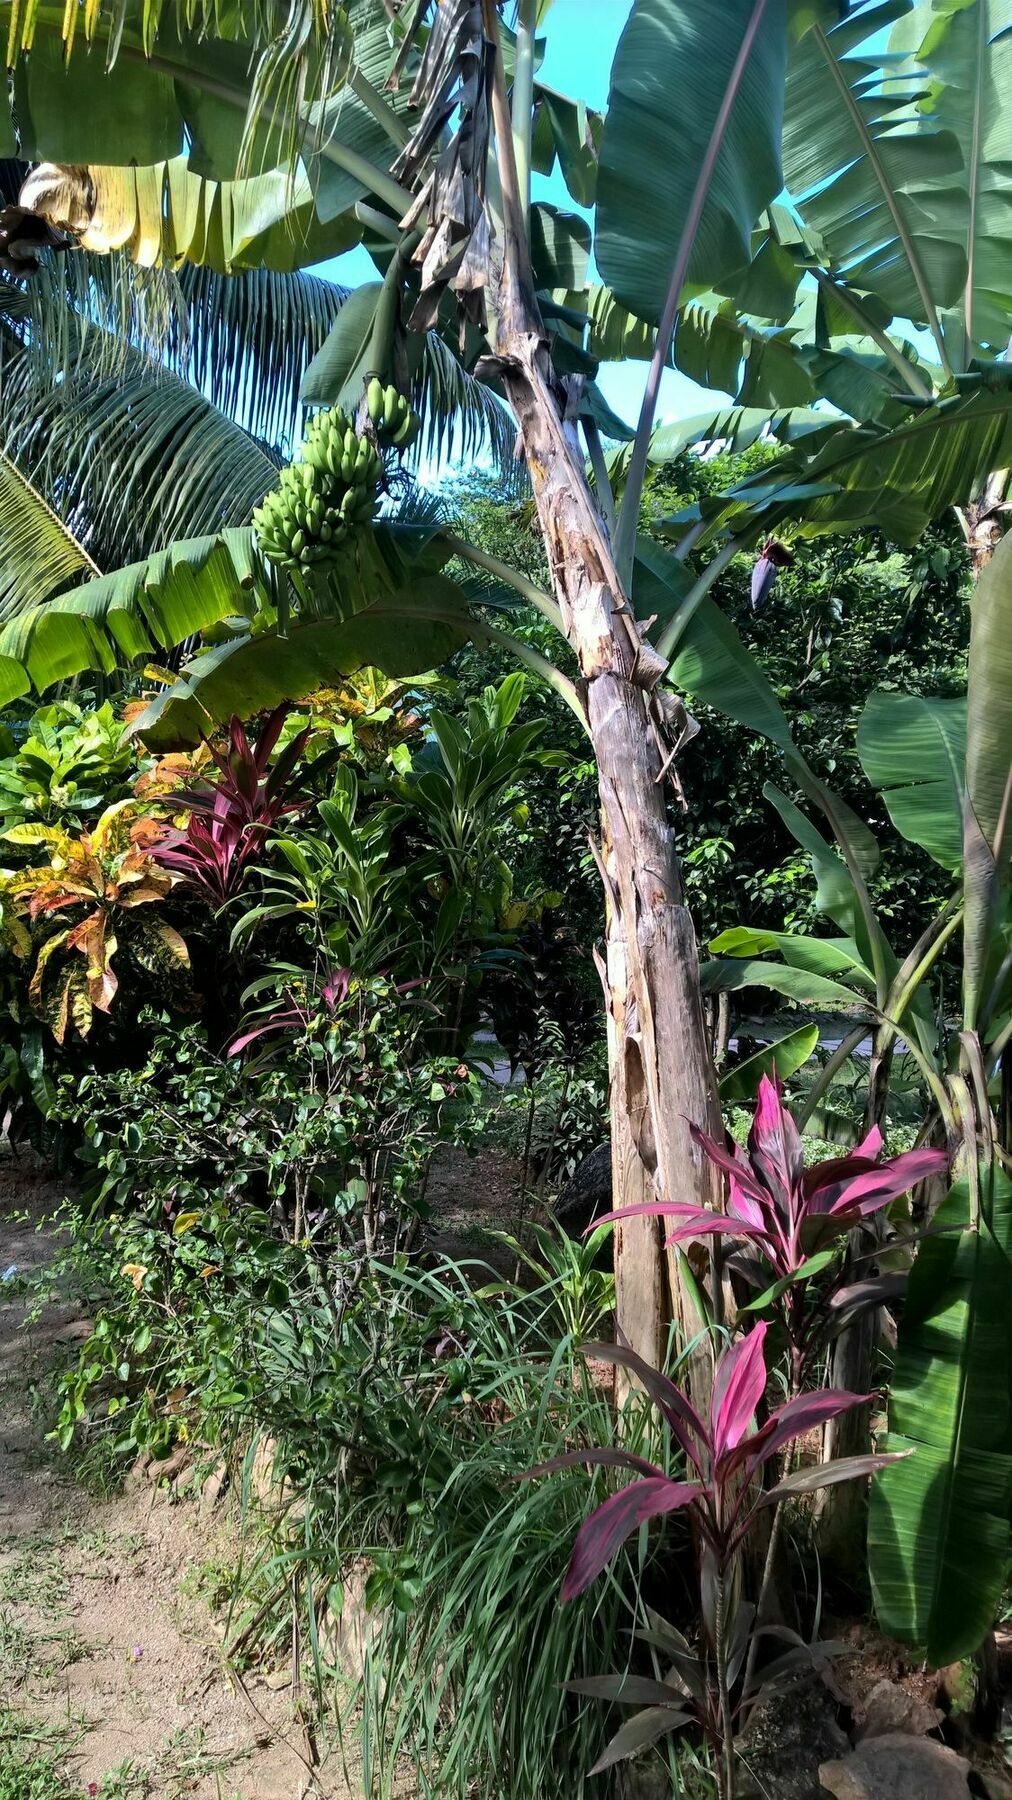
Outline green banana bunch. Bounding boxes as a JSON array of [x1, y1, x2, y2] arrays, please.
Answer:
[[366, 376, 421, 450], [252, 404, 384, 577]]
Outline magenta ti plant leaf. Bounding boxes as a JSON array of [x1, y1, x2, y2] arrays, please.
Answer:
[[523, 1324, 893, 1603], [590, 1076, 948, 1374]]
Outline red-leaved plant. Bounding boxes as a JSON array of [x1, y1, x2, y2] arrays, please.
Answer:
[[150, 707, 325, 906], [598, 1074, 948, 1383], [527, 1323, 905, 1796]]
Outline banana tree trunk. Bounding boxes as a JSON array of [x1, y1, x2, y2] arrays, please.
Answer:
[[491, 327, 724, 1392]]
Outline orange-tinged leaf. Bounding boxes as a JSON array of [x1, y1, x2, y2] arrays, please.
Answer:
[[121, 1263, 148, 1292]]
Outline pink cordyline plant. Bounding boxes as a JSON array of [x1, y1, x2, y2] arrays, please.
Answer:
[[526, 1323, 905, 1794], [597, 1074, 948, 1380], [150, 706, 318, 906]]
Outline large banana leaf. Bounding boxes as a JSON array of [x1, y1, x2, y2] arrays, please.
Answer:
[[857, 690, 967, 872], [595, 0, 788, 325], [905, 0, 1012, 357], [782, 0, 965, 352], [130, 575, 474, 750], [869, 1166, 1012, 1666], [647, 406, 837, 463], [73, 157, 361, 275], [684, 382, 1012, 546], [0, 532, 260, 708], [700, 956, 869, 1009], [964, 528, 1012, 1024]]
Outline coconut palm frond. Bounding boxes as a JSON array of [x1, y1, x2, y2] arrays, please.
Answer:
[[1, 335, 280, 577], [413, 330, 522, 490], [177, 264, 349, 451], [0, 445, 99, 627]]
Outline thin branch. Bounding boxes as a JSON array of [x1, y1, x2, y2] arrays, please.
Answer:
[[655, 538, 742, 663], [442, 532, 564, 632], [814, 271, 935, 402], [613, 0, 775, 588], [346, 65, 411, 149], [469, 620, 587, 728]]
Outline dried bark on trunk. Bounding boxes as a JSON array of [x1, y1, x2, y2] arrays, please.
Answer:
[[488, 325, 724, 1387]]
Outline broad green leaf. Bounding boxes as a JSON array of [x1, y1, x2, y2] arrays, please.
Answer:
[[869, 1166, 1012, 1665], [718, 1022, 821, 1101], [0, 533, 259, 708], [532, 84, 604, 207], [673, 300, 815, 408], [783, 1, 965, 336], [13, 33, 183, 164], [700, 958, 868, 1009], [692, 382, 1012, 547], [595, 0, 787, 326], [912, 0, 1012, 356], [857, 690, 967, 871], [300, 284, 382, 407], [740, 1248, 837, 1312], [530, 203, 591, 290], [710, 925, 875, 990], [648, 406, 833, 464], [130, 575, 473, 750]]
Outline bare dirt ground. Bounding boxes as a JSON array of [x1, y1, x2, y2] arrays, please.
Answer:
[[0, 1155, 346, 1800]]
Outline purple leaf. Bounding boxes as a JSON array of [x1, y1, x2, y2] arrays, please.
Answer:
[[582, 1342, 708, 1474], [710, 1322, 768, 1462], [748, 1073, 803, 1209], [813, 1147, 950, 1219], [688, 1122, 770, 1210], [562, 1478, 701, 1602], [521, 1446, 667, 1484], [761, 1449, 912, 1504], [588, 1705, 692, 1775], [738, 1388, 868, 1478]]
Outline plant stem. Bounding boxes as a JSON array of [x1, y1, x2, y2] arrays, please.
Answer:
[[442, 533, 565, 632], [613, 0, 774, 589], [714, 1573, 737, 1800], [814, 271, 934, 402], [740, 1498, 785, 1727], [511, 0, 538, 228], [656, 538, 743, 663], [583, 416, 617, 538]]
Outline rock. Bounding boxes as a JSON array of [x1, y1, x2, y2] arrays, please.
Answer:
[[973, 1774, 1012, 1800], [819, 1734, 970, 1798], [854, 1677, 942, 1741], [146, 1445, 190, 1486], [200, 1462, 227, 1512], [553, 1142, 612, 1240], [124, 1449, 153, 1492]]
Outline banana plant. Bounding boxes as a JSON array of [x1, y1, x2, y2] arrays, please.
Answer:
[[706, 528, 1012, 1664], [4, 0, 1012, 1386]]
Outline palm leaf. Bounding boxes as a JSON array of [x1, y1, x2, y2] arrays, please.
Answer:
[[0, 443, 99, 627], [1, 335, 281, 574], [869, 1166, 1012, 1665]]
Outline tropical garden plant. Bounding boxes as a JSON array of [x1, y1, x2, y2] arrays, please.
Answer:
[[2, 0, 1012, 1780], [2, 0, 1010, 1405]]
